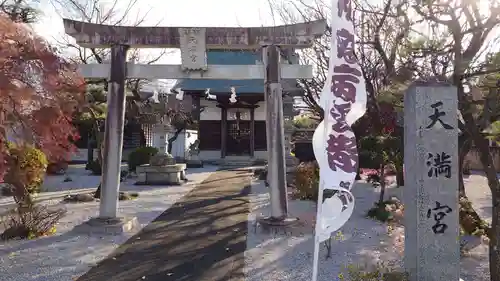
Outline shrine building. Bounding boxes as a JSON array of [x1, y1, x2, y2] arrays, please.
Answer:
[[171, 49, 299, 164]]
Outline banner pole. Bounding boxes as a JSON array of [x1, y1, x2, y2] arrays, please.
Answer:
[[312, 179, 325, 281], [312, 239, 320, 281]]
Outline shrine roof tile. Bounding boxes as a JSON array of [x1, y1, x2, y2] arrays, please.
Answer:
[[172, 50, 297, 94]]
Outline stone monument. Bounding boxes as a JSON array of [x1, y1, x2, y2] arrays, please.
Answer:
[[403, 80, 459, 281]]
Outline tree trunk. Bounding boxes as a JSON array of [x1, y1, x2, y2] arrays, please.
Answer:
[[94, 139, 105, 199], [491, 198, 500, 281], [86, 131, 94, 167], [456, 134, 487, 236], [458, 136, 472, 198], [454, 76, 500, 280], [167, 128, 183, 154], [396, 168, 404, 187], [87, 109, 103, 165], [378, 164, 386, 206], [355, 159, 361, 180], [396, 135, 404, 187], [94, 184, 101, 199], [464, 120, 500, 281]]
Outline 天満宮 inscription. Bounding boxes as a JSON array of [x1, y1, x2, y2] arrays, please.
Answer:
[[426, 101, 453, 129], [426, 152, 452, 178], [179, 27, 207, 71], [427, 201, 453, 234]]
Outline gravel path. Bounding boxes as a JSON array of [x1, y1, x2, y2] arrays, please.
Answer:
[[245, 181, 402, 281], [0, 167, 493, 281], [245, 177, 490, 281], [0, 165, 218, 281], [463, 171, 497, 223], [76, 168, 252, 281]]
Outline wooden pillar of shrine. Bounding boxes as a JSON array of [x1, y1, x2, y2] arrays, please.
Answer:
[[250, 108, 255, 157], [191, 93, 201, 134], [221, 107, 227, 158]]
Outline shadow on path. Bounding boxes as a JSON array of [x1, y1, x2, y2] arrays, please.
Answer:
[[76, 169, 252, 281]]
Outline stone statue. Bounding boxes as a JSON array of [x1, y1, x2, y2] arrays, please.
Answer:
[[186, 139, 203, 167], [188, 140, 200, 156]]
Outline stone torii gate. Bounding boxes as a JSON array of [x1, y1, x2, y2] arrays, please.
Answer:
[[63, 19, 325, 228]]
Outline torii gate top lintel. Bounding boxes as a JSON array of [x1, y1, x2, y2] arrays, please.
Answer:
[[63, 18, 326, 49]]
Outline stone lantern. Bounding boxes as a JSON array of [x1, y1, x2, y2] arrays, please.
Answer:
[[135, 88, 187, 185]]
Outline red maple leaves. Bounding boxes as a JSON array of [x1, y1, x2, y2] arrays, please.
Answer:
[[0, 14, 85, 179]]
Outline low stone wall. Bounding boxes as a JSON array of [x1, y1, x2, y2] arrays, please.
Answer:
[[69, 148, 135, 164]]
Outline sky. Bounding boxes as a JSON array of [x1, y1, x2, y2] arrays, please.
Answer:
[[31, 0, 500, 92], [31, 0, 296, 92], [33, 0, 280, 65]]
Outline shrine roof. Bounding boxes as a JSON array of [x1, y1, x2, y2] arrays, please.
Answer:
[[172, 50, 298, 94]]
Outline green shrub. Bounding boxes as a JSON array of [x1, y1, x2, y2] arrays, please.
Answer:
[[294, 161, 319, 201], [128, 146, 159, 172], [86, 159, 102, 175], [1, 205, 65, 240], [358, 136, 382, 169], [359, 151, 380, 169], [292, 115, 318, 129], [459, 196, 491, 237], [367, 205, 393, 222], [367, 199, 404, 223], [5, 144, 48, 195]]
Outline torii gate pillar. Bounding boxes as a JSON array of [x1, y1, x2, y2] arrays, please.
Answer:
[[263, 45, 289, 221], [100, 44, 129, 219]]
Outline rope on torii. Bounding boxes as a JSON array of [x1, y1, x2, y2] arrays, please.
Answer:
[[203, 87, 239, 103], [204, 88, 216, 100], [175, 88, 184, 100], [174, 87, 239, 103]]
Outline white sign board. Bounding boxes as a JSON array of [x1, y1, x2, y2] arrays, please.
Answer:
[[179, 27, 208, 71]]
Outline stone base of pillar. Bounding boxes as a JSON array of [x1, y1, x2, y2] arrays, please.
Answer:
[[257, 216, 299, 227], [73, 216, 139, 236], [255, 216, 300, 235]]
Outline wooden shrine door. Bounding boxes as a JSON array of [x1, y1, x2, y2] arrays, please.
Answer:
[[226, 109, 251, 156]]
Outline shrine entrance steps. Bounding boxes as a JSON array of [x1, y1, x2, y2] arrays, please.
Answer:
[[208, 156, 266, 168], [76, 169, 252, 281]]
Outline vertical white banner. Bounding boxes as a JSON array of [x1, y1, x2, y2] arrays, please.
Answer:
[[311, 0, 367, 279]]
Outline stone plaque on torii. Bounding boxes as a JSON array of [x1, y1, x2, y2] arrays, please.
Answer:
[[63, 19, 326, 227]]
